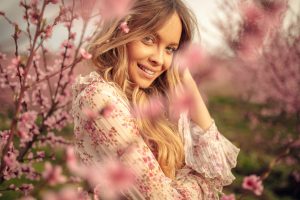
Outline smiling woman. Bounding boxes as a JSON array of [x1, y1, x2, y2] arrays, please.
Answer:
[[127, 12, 182, 88], [71, 0, 239, 199]]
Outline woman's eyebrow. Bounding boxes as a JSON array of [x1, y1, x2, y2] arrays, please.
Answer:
[[153, 33, 179, 46]]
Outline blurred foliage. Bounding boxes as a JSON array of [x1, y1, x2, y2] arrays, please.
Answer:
[[209, 95, 300, 200]]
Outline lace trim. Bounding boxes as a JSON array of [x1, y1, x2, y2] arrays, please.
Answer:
[[178, 112, 240, 186]]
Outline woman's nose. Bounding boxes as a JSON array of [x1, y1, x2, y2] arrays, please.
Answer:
[[149, 48, 164, 66]]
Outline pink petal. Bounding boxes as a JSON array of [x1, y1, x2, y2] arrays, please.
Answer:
[[80, 48, 92, 60]]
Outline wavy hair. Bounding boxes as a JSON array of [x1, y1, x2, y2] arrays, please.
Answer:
[[88, 0, 198, 179]]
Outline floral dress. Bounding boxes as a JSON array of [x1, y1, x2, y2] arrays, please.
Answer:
[[71, 71, 240, 200]]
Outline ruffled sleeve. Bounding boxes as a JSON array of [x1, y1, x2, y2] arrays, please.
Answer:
[[178, 111, 240, 189]]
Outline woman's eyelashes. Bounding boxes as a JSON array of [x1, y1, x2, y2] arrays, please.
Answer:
[[141, 35, 178, 54], [166, 46, 178, 54], [142, 35, 156, 45]]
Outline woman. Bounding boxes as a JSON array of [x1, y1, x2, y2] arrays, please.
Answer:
[[72, 0, 240, 199]]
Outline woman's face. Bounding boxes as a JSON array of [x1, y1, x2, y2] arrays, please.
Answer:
[[127, 12, 182, 88]]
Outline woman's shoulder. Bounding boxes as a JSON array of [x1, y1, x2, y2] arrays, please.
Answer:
[[72, 71, 130, 109]]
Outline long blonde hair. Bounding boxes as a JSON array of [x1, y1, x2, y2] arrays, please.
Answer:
[[88, 0, 197, 179]]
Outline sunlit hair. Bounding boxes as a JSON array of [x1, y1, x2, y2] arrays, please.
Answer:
[[88, 0, 198, 179]]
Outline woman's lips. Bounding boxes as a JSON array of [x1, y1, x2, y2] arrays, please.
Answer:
[[137, 64, 156, 79]]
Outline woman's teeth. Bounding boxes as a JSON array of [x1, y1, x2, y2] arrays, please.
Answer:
[[138, 64, 155, 75]]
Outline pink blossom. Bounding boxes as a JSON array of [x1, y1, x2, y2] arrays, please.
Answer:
[[18, 111, 38, 140], [70, 32, 76, 40], [237, 2, 267, 60], [65, 147, 79, 172], [170, 87, 195, 120], [19, 184, 34, 196], [132, 96, 164, 120], [240, 3, 265, 36], [98, 0, 133, 20], [242, 174, 264, 196], [37, 151, 45, 159], [120, 21, 130, 33], [42, 162, 67, 186], [19, 111, 37, 126], [44, 111, 72, 131], [221, 194, 235, 200], [11, 56, 21, 66], [79, 48, 92, 60], [87, 159, 135, 199], [4, 152, 17, 168], [29, 10, 39, 24], [43, 187, 85, 200], [100, 103, 115, 118], [61, 40, 74, 49], [83, 108, 98, 120], [176, 43, 203, 73], [0, 52, 6, 60], [44, 25, 53, 38]]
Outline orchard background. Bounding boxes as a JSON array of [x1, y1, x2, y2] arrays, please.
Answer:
[[0, 0, 299, 199]]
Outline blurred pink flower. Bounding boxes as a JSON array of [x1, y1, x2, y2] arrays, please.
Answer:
[[120, 21, 130, 33], [43, 187, 84, 200], [82, 108, 98, 120], [19, 111, 37, 126], [240, 3, 265, 37], [132, 96, 164, 121], [100, 103, 115, 118], [0, 52, 6, 60], [170, 87, 195, 119], [237, 3, 267, 60], [4, 152, 17, 168], [61, 40, 74, 49], [221, 194, 235, 200], [87, 159, 135, 199], [242, 174, 264, 196], [79, 48, 92, 60], [176, 43, 203, 73], [99, 0, 133, 20], [78, 0, 132, 21], [44, 25, 53, 38], [11, 56, 21, 66], [29, 10, 39, 24], [19, 184, 34, 196], [42, 162, 67, 186], [65, 147, 82, 174]]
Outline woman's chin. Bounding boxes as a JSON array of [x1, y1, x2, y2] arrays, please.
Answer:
[[134, 78, 153, 89]]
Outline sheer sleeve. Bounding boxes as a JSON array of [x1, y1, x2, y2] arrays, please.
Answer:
[[71, 72, 234, 199], [178, 111, 240, 192]]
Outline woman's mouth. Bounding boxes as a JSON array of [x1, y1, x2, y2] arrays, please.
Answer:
[[137, 64, 156, 78]]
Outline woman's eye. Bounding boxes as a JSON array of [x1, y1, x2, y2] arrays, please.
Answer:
[[166, 47, 177, 54], [142, 35, 155, 44]]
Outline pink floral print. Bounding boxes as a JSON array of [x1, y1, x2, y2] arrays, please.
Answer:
[[71, 71, 240, 199]]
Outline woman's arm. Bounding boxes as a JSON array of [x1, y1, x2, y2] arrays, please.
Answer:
[[177, 68, 240, 192], [181, 68, 213, 131]]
